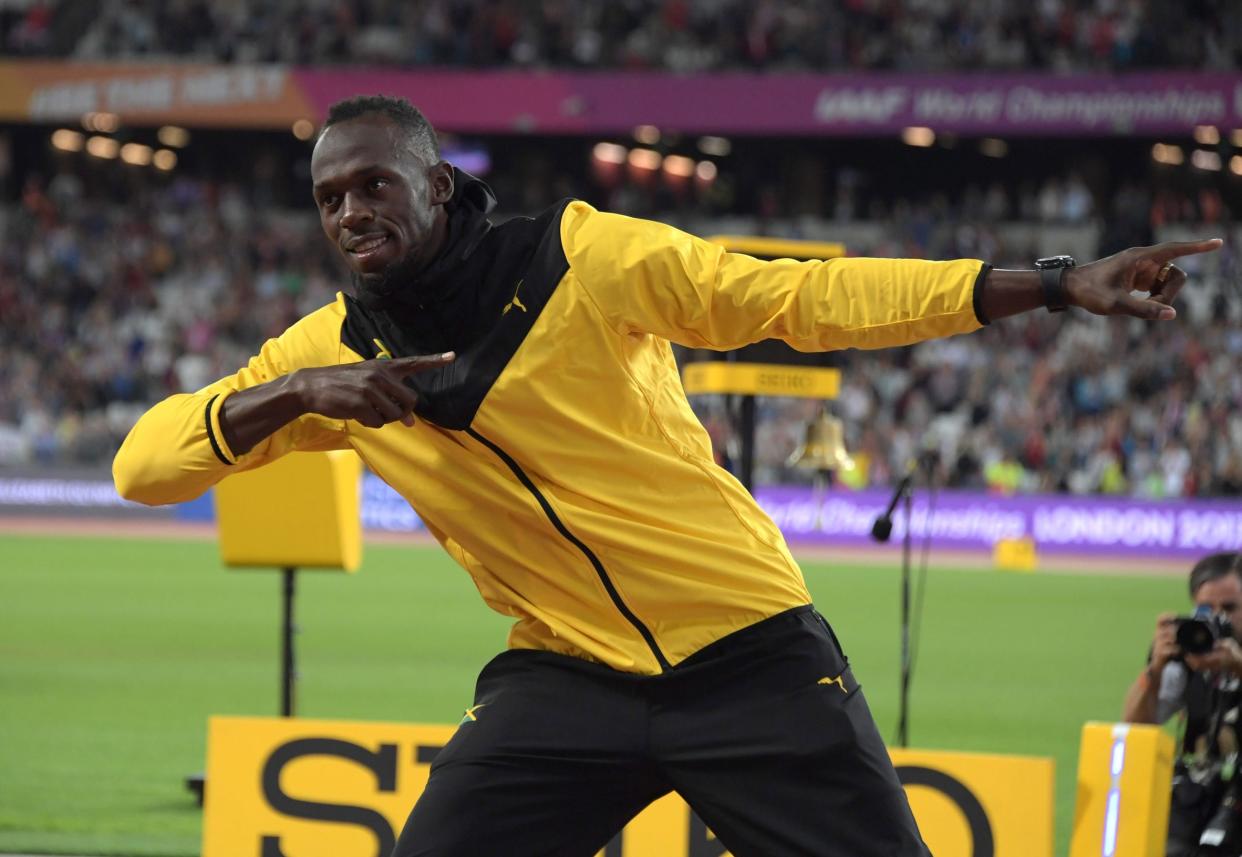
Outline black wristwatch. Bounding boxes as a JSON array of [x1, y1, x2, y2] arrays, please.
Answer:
[[1034, 255, 1075, 313]]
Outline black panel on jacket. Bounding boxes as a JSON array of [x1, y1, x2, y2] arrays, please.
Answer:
[[340, 175, 571, 431]]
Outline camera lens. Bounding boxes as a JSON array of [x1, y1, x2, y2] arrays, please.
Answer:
[[1177, 619, 1217, 655]]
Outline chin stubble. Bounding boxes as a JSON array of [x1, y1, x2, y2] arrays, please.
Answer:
[[350, 250, 420, 310]]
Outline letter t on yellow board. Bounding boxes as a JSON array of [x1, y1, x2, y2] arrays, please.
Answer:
[[1070, 722, 1174, 857]]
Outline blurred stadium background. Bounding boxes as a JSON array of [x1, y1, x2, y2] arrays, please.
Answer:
[[0, 0, 1239, 855]]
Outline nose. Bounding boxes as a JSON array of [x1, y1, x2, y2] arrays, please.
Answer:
[[339, 192, 374, 230]]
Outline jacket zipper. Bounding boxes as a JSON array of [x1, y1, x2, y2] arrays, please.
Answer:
[[466, 427, 671, 672]]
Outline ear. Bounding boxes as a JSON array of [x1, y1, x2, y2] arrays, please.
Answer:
[[428, 161, 454, 206]]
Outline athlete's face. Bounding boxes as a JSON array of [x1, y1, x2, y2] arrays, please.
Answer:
[[311, 115, 453, 295]]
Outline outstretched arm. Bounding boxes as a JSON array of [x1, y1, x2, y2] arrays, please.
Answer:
[[563, 201, 987, 351], [562, 201, 1222, 350]]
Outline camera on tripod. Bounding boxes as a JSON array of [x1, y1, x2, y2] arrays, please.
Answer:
[[1177, 605, 1235, 657]]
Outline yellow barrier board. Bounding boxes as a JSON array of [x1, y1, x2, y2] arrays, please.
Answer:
[[215, 450, 363, 571], [1070, 722, 1174, 857], [203, 716, 1052, 857], [704, 235, 846, 261], [994, 537, 1039, 572], [682, 362, 841, 399]]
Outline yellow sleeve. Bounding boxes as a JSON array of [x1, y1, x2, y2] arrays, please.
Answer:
[[560, 201, 988, 351], [113, 299, 351, 506]]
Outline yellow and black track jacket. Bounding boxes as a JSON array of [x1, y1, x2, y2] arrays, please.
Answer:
[[115, 172, 989, 675]]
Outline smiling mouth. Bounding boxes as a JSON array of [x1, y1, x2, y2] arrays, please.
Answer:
[[348, 235, 389, 254]]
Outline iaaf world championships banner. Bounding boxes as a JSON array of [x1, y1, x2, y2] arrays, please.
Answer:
[[752, 486, 1242, 557], [355, 476, 1242, 559], [1, 61, 1238, 135], [0, 472, 1237, 557]]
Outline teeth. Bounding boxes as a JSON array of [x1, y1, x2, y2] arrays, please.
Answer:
[[353, 236, 387, 253]]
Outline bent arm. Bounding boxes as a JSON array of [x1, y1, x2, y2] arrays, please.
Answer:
[[1121, 668, 1161, 724], [114, 313, 347, 506]]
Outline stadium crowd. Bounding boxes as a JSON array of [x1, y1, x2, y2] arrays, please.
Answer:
[[1, 150, 1237, 498], [2, 0, 1238, 72]]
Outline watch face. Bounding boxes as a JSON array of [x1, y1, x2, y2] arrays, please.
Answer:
[[1035, 255, 1075, 269]]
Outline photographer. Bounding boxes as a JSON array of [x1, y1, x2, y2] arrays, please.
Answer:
[[1123, 552, 1242, 856]]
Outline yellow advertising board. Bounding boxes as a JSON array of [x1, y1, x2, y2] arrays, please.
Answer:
[[682, 362, 841, 399], [203, 716, 1052, 857], [1069, 722, 1174, 857], [704, 236, 846, 262], [214, 451, 362, 571]]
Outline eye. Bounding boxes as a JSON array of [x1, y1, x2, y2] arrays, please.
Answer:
[[367, 177, 389, 192], [319, 194, 339, 209]]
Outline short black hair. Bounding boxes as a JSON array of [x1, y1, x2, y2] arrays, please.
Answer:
[[322, 94, 440, 163], [1189, 552, 1242, 598]]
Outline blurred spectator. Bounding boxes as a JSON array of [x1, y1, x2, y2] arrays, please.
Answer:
[[0, 170, 340, 465], [4, 0, 1240, 72]]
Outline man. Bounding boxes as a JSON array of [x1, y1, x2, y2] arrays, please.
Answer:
[[114, 94, 1221, 856], [1123, 552, 1242, 856], [1123, 553, 1242, 726]]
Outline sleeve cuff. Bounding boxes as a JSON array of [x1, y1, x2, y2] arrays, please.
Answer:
[[972, 262, 994, 326], [205, 392, 237, 465]]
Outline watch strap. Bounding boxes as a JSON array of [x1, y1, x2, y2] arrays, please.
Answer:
[[1040, 265, 1069, 313]]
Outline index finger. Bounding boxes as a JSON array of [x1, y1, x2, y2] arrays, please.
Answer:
[[1147, 238, 1223, 263], [390, 351, 456, 375]]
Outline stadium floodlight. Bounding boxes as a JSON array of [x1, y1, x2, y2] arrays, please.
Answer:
[[591, 142, 627, 189], [292, 119, 315, 141], [902, 126, 935, 147], [157, 126, 190, 148], [627, 148, 662, 187], [592, 142, 626, 164], [1192, 149, 1222, 171], [1194, 125, 1221, 146], [153, 149, 177, 171], [1152, 143, 1185, 165], [697, 135, 731, 157], [120, 143, 153, 166], [695, 160, 717, 182], [85, 135, 119, 159], [632, 124, 660, 145], [50, 129, 84, 152], [81, 111, 119, 133], [627, 147, 661, 170], [662, 154, 695, 178], [1233, 130, 1242, 148], [980, 137, 1008, 158], [1231, 156, 1242, 176]]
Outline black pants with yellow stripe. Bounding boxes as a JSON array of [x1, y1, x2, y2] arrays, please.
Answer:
[[393, 605, 930, 857]]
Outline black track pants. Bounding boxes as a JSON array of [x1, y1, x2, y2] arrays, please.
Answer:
[[393, 605, 931, 857]]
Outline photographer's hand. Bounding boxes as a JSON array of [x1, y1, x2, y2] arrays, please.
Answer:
[[1123, 613, 1179, 724], [1188, 639, 1242, 678], [1150, 613, 1180, 675]]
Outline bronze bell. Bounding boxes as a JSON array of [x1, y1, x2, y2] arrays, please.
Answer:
[[787, 411, 854, 472]]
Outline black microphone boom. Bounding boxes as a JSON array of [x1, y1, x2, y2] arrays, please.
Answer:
[[871, 473, 912, 543]]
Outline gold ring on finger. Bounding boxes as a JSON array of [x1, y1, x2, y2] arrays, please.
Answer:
[[1156, 262, 1174, 283]]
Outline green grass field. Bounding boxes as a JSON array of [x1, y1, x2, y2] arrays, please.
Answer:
[[0, 532, 1182, 857]]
